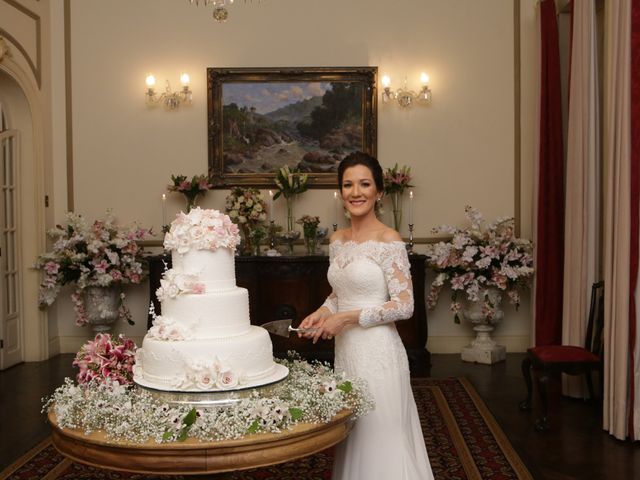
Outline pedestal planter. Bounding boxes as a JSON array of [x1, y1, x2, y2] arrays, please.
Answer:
[[84, 286, 120, 333], [460, 289, 506, 364]]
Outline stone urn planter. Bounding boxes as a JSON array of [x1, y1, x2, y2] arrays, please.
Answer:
[[460, 288, 506, 364], [84, 286, 120, 333]]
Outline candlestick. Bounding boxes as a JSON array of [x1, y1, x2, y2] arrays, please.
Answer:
[[407, 223, 415, 255], [269, 220, 276, 249], [161, 193, 168, 233], [408, 190, 414, 226], [268, 190, 274, 223], [333, 191, 339, 228]]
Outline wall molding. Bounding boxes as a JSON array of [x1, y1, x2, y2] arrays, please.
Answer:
[[514, 0, 521, 236], [0, 0, 41, 88], [64, 0, 74, 211]]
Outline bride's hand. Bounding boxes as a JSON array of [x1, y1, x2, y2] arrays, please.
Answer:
[[311, 313, 346, 344], [310, 311, 360, 343], [298, 308, 329, 338]]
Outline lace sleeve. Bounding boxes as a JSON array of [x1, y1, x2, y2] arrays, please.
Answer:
[[321, 292, 338, 314], [359, 243, 414, 328], [321, 241, 338, 313]]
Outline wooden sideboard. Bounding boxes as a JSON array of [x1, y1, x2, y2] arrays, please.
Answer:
[[148, 254, 430, 367]]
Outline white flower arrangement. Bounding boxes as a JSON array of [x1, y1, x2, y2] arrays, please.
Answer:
[[425, 206, 534, 323], [163, 208, 241, 254], [224, 187, 268, 227], [35, 211, 149, 326], [43, 354, 373, 444]]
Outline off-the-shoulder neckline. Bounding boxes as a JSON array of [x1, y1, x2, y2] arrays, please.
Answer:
[[330, 239, 405, 247]]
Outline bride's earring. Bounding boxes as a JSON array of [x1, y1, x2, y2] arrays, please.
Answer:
[[375, 196, 382, 214]]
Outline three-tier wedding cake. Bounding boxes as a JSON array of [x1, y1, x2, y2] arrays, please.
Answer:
[[133, 208, 288, 392]]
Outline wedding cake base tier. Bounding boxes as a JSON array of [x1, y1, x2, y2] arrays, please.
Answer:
[[461, 342, 506, 364], [134, 364, 289, 407], [48, 409, 353, 475]]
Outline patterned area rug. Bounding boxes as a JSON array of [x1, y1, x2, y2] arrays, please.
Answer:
[[1, 378, 533, 480]]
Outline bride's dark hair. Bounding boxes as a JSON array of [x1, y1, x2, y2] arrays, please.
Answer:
[[337, 151, 384, 193]]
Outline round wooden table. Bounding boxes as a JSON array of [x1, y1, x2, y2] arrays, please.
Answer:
[[48, 410, 353, 475]]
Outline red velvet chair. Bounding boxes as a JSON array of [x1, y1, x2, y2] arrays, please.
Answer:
[[519, 281, 604, 431]]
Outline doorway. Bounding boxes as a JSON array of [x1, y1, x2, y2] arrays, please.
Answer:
[[0, 106, 23, 369]]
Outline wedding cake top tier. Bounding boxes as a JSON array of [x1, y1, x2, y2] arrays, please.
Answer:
[[163, 207, 240, 254], [159, 208, 241, 294]]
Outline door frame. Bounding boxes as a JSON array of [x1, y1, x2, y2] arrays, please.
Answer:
[[0, 56, 49, 362]]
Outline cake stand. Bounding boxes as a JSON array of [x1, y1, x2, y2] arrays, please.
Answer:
[[48, 408, 353, 475], [134, 362, 290, 407]]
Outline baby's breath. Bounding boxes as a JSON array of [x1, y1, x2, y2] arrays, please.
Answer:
[[43, 354, 373, 444]]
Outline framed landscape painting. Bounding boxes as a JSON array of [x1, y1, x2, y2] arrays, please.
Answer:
[[207, 67, 377, 188]]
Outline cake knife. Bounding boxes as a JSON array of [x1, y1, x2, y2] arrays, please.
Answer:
[[261, 319, 317, 337]]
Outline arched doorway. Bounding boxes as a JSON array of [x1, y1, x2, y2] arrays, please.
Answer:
[[0, 63, 48, 367]]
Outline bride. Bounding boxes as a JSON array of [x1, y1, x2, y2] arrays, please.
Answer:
[[299, 152, 434, 480]]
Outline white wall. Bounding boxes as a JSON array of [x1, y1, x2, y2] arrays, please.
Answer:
[[44, 0, 538, 353]]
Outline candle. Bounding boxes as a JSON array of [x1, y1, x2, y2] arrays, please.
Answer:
[[408, 190, 414, 225], [333, 191, 339, 226], [161, 193, 167, 229], [268, 190, 274, 222]]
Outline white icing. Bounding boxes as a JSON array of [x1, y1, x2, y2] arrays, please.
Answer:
[[171, 248, 236, 291], [135, 327, 277, 391], [135, 208, 287, 392], [161, 288, 250, 337]]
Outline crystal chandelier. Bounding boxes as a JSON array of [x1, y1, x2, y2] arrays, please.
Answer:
[[186, 0, 261, 22]]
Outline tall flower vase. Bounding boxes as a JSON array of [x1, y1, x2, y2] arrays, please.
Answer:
[[391, 192, 403, 232], [185, 194, 198, 212], [285, 195, 296, 232], [240, 224, 253, 256], [460, 289, 507, 364], [84, 286, 120, 333]]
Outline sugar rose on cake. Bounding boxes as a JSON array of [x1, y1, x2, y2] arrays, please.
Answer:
[[134, 207, 289, 392]]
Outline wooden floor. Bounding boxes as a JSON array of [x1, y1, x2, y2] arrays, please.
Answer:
[[1, 353, 638, 479]]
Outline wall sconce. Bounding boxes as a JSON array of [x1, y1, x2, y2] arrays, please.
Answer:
[[145, 73, 193, 109], [381, 73, 432, 108]]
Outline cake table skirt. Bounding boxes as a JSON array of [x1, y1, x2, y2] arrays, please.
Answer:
[[48, 409, 353, 475]]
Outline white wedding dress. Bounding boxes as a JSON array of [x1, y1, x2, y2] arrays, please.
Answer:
[[322, 240, 434, 480]]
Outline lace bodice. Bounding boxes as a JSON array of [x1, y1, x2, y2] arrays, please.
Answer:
[[321, 240, 414, 327]]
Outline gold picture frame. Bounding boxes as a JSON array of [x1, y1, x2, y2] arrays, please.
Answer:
[[207, 66, 377, 188]]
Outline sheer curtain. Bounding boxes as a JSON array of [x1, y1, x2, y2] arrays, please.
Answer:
[[603, 0, 635, 441], [561, 0, 601, 398], [630, 0, 640, 441]]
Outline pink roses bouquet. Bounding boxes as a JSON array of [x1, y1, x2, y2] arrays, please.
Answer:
[[167, 174, 213, 212], [73, 333, 137, 386]]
